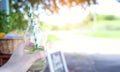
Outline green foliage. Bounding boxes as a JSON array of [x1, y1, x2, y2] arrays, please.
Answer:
[[9, 12, 27, 31], [97, 15, 119, 20], [0, 11, 10, 33], [0, 11, 27, 33], [0, 0, 28, 33], [39, 21, 51, 31], [83, 14, 120, 38]]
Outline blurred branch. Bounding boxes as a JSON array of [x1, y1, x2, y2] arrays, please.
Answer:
[[28, 0, 97, 14]]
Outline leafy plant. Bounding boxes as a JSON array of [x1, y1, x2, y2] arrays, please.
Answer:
[[97, 15, 119, 21], [0, 11, 27, 33], [0, 11, 10, 33], [9, 12, 27, 31]]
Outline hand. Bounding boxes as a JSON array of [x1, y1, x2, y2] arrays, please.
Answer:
[[0, 41, 47, 72]]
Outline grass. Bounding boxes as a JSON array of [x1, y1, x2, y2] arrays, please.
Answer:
[[84, 31, 120, 38], [97, 20, 120, 29]]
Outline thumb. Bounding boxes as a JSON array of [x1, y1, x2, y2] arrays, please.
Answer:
[[13, 40, 25, 54]]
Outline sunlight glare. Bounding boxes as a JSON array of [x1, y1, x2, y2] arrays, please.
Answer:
[[41, 5, 89, 26]]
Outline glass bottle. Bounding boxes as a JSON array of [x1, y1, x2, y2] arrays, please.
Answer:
[[24, 4, 47, 71]]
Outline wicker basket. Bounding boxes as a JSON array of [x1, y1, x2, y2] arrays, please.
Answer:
[[0, 38, 23, 54]]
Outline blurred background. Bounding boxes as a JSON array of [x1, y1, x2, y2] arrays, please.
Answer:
[[1, 0, 120, 72]]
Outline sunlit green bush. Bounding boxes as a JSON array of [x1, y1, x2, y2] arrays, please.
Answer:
[[97, 15, 120, 20]]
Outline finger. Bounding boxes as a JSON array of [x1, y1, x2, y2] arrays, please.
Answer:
[[25, 42, 34, 48], [30, 51, 47, 61], [16, 40, 33, 51]]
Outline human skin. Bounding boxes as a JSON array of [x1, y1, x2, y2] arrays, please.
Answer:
[[0, 41, 47, 72]]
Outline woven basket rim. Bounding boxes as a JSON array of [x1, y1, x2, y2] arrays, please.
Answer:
[[0, 38, 23, 40]]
